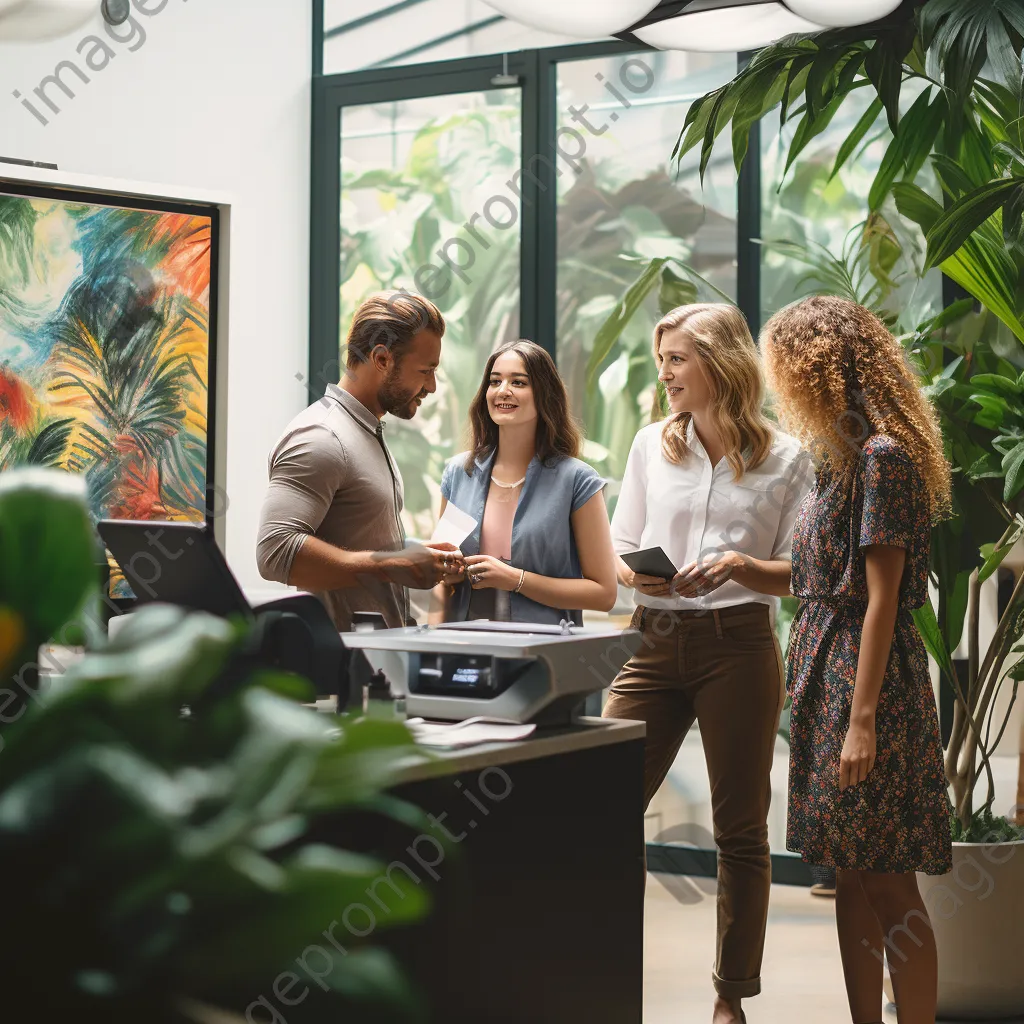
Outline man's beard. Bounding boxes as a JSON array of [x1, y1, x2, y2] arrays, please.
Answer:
[[379, 369, 425, 420]]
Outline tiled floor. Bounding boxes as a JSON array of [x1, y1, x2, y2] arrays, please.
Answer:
[[644, 875, 1024, 1024], [645, 876, 851, 1023]]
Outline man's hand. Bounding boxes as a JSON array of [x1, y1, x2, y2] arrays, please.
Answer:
[[380, 542, 463, 589], [438, 545, 467, 588]]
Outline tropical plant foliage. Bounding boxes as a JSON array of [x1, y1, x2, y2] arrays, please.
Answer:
[[0, 469, 430, 1023], [0, 193, 212, 551], [555, 160, 737, 496], [666, 0, 1024, 834]]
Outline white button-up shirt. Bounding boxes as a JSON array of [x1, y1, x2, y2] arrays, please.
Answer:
[[611, 419, 814, 612]]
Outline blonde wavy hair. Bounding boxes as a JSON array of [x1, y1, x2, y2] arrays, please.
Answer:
[[653, 303, 774, 481], [760, 296, 951, 520]]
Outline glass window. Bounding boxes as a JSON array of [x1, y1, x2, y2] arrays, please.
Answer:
[[555, 51, 740, 508], [551, 50, 760, 855], [760, 83, 943, 328], [338, 89, 522, 551]]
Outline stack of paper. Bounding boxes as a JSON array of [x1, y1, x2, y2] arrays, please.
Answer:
[[406, 716, 536, 748]]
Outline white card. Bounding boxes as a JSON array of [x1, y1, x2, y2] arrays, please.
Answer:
[[429, 501, 477, 548]]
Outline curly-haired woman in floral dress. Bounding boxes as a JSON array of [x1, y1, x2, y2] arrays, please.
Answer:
[[761, 296, 952, 1024]]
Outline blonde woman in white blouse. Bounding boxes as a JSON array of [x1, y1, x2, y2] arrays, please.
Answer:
[[603, 303, 813, 1024]]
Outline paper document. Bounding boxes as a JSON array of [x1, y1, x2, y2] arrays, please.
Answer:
[[406, 716, 536, 748], [430, 502, 477, 548], [433, 620, 578, 635]]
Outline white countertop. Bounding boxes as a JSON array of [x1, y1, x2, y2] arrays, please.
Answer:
[[389, 716, 646, 785]]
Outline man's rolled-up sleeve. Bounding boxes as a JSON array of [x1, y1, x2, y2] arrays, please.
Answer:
[[256, 425, 346, 585]]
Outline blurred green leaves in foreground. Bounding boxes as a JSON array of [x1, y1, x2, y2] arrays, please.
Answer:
[[0, 469, 430, 1024]]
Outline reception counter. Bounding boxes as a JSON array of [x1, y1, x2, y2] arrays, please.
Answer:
[[309, 716, 646, 1024]]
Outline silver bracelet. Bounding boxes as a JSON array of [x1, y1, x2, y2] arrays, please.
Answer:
[[514, 568, 526, 594]]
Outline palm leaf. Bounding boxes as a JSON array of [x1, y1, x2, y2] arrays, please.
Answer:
[[921, 0, 1024, 115], [24, 419, 75, 467], [829, 96, 884, 181], [586, 257, 667, 393], [924, 178, 1024, 268], [894, 182, 1024, 342]]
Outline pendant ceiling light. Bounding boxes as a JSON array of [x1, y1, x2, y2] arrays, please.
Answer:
[[486, 0, 907, 53], [634, 2, 822, 53], [479, 0, 661, 38], [0, 0, 98, 41], [784, 0, 902, 28]]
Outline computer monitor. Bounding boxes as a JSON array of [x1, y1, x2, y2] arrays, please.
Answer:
[[99, 520, 352, 702], [97, 520, 252, 618]]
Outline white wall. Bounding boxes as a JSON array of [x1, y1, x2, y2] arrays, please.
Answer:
[[0, 0, 312, 593]]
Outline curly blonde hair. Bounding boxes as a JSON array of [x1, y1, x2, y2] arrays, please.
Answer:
[[653, 303, 774, 481], [760, 296, 951, 520]]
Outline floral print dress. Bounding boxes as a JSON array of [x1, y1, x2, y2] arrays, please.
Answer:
[[786, 435, 952, 874]]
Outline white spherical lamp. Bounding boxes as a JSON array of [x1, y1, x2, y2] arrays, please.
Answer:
[[783, 0, 903, 28], [479, 0, 661, 38], [635, 2, 823, 53]]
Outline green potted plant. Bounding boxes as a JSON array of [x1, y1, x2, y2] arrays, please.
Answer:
[[0, 468, 432, 1023]]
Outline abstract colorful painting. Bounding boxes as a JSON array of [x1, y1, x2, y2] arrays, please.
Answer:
[[0, 183, 217, 593]]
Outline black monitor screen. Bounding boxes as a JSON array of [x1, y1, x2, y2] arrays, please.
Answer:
[[98, 520, 250, 619]]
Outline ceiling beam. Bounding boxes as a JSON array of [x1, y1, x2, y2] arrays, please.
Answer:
[[369, 14, 506, 68], [325, 0, 431, 41]]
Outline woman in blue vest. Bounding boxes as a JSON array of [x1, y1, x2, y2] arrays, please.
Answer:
[[436, 340, 617, 624]]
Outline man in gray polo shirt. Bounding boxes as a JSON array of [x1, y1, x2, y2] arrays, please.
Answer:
[[256, 292, 462, 631]]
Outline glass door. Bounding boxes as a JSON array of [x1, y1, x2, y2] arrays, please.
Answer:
[[339, 87, 524, 543], [312, 61, 531, 551]]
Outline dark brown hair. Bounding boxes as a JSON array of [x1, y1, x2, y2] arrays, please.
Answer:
[[344, 291, 445, 370], [464, 340, 581, 472]]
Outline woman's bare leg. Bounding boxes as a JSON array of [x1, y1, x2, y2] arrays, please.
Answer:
[[712, 996, 742, 1023], [836, 868, 886, 1023], [858, 870, 937, 1024]]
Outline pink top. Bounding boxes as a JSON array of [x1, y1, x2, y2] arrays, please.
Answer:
[[478, 489, 516, 560]]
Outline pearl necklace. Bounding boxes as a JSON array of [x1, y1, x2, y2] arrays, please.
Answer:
[[490, 474, 525, 504]]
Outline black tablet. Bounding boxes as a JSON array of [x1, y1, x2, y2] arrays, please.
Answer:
[[620, 546, 678, 581]]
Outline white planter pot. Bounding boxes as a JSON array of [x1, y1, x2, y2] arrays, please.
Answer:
[[902, 840, 1024, 1020]]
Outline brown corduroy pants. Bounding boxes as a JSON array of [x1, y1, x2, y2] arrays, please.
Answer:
[[602, 601, 785, 1001]]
